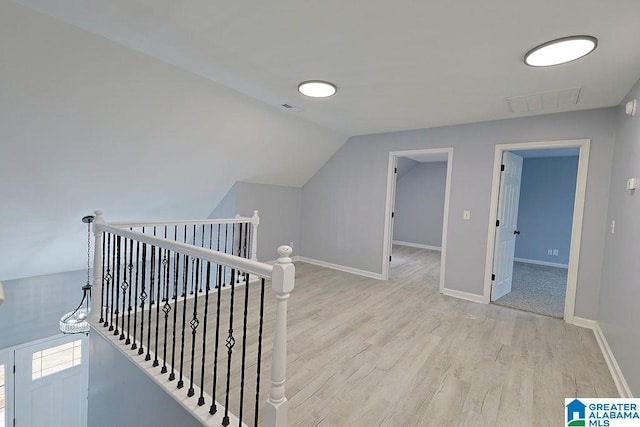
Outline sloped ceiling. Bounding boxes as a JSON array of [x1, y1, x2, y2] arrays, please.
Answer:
[[0, 2, 346, 280], [11, 0, 640, 135], [3, 0, 640, 281]]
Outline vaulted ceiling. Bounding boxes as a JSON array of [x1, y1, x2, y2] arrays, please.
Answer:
[[13, 0, 640, 135], [2, 0, 640, 280]]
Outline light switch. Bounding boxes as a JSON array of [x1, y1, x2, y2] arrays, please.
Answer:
[[463, 210, 471, 220]]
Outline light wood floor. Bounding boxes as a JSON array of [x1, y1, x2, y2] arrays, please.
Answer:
[[114, 245, 617, 426]]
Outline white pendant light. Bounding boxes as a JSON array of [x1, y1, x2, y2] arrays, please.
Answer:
[[298, 80, 337, 98], [525, 36, 597, 67]]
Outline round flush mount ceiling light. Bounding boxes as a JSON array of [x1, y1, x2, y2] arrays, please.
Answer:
[[524, 35, 597, 67], [298, 80, 337, 98]]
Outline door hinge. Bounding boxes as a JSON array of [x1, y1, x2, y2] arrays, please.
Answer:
[[391, 212, 395, 218], [13, 365, 15, 373], [491, 274, 496, 281], [389, 255, 392, 262], [496, 219, 500, 227], [13, 418, 16, 426], [394, 167, 397, 173], [501, 164, 505, 172]]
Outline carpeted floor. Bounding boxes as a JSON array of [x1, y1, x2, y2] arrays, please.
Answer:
[[493, 261, 567, 318]]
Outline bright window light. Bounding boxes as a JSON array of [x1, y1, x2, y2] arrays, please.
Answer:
[[525, 36, 597, 67], [298, 80, 337, 98]]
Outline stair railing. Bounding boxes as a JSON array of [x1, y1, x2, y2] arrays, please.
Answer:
[[89, 210, 292, 427]]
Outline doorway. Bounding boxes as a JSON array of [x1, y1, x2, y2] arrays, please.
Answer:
[[483, 139, 590, 322], [1, 334, 89, 427], [382, 148, 453, 292]]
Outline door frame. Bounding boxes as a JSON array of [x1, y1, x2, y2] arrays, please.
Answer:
[[382, 147, 454, 293], [482, 138, 590, 323]]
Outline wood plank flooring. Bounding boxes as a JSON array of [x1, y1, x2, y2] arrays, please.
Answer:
[[112, 245, 617, 426]]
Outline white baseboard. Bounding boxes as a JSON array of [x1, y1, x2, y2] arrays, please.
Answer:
[[393, 240, 442, 251], [294, 256, 383, 280], [441, 288, 485, 304], [572, 317, 633, 398], [513, 257, 568, 269]]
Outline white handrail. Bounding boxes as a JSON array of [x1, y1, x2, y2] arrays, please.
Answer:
[[96, 223, 273, 278], [108, 216, 256, 228]]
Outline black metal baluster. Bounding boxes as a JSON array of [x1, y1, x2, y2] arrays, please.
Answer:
[[102, 233, 111, 326], [254, 278, 266, 427], [138, 243, 147, 355], [113, 236, 121, 336], [168, 251, 180, 382], [119, 238, 128, 339], [131, 240, 140, 351], [153, 245, 162, 367], [125, 237, 134, 345], [209, 264, 224, 415], [100, 233, 107, 324], [109, 234, 116, 331], [216, 224, 221, 252], [181, 226, 187, 297], [199, 226, 205, 292], [177, 254, 190, 389], [198, 261, 212, 406], [161, 248, 172, 374], [162, 227, 169, 302], [146, 244, 156, 362], [222, 268, 237, 427], [187, 258, 201, 397], [190, 225, 196, 295], [223, 225, 229, 287], [238, 272, 250, 424]]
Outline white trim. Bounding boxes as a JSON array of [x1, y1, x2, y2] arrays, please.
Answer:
[[482, 139, 590, 325], [382, 147, 453, 297], [513, 257, 568, 269], [93, 326, 226, 426], [571, 318, 633, 398], [441, 288, 485, 304], [571, 316, 597, 330], [392, 240, 442, 251], [295, 256, 383, 280]]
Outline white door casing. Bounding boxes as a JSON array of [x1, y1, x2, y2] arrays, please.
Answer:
[[14, 334, 88, 427], [491, 151, 523, 301]]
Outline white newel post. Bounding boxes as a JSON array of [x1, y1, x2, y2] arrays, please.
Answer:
[[91, 210, 104, 324], [265, 245, 295, 427], [251, 210, 260, 262]]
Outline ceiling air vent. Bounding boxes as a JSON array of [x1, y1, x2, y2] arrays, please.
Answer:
[[507, 87, 581, 113], [281, 103, 304, 112]]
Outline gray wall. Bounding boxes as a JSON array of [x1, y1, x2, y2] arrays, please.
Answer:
[[393, 162, 447, 247], [0, 270, 84, 349], [235, 182, 302, 262], [300, 108, 616, 318], [208, 184, 237, 219], [88, 331, 203, 427], [598, 78, 640, 395], [514, 156, 578, 265]]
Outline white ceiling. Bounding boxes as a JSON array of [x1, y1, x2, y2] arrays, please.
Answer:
[[12, 0, 640, 136], [3, 1, 640, 281]]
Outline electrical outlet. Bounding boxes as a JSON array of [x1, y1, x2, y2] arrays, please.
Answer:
[[463, 210, 471, 220], [552, 249, 558, 256], [547, 249, 553, 255]]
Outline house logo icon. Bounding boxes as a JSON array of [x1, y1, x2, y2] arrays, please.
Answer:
[[566, 399, 587, 426]]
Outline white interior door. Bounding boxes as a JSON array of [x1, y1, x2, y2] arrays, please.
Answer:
[[491, 151, 523, 301], [14, 335, 88, 427]]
